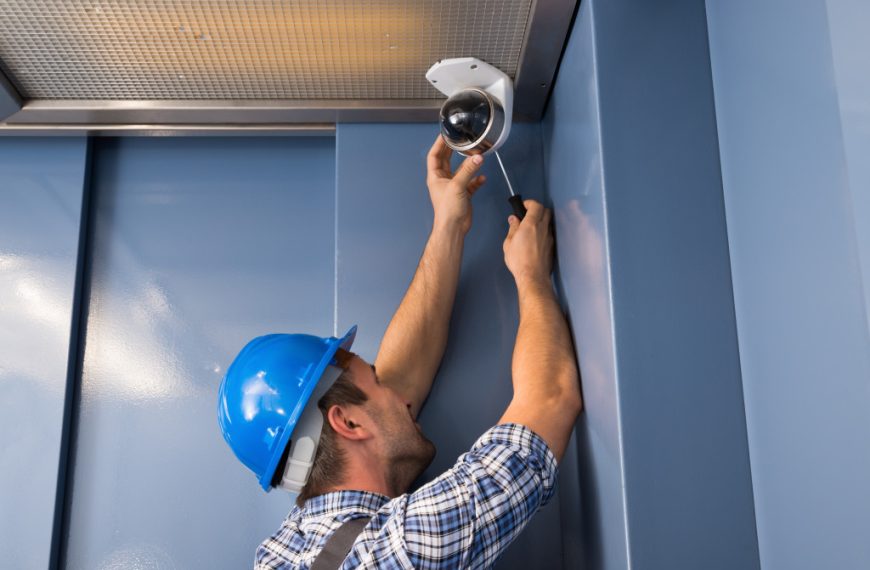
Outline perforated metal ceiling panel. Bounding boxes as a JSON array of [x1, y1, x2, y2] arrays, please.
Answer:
[[0, 0, 532, 100], [0, 0, 577, 129]]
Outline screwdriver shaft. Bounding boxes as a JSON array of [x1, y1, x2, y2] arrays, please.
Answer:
[[494, 150, 517, 198]]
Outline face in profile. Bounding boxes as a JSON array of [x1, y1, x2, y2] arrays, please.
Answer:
[[348, 356, 436, 491]]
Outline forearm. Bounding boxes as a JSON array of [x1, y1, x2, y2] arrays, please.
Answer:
[[375, 220, 465, 416], [500, 276, 581, 462], [513, 277, 580, 406]]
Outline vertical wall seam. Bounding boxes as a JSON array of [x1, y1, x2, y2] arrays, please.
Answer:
[[48, 136, 95, 570], [538, 118, 571, 570], [333, 126, 340, 337], [822, 2, 870, 345], [702, 2, 764, 567], [587, 0, 632, 566]]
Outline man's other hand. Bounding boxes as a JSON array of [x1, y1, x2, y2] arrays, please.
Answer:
[[426, 135, 486, 235], [502, 200, 554, 284]]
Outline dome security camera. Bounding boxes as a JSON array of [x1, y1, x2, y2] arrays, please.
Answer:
[[425, 57, 513, 156], [425, 57, 526, 220]]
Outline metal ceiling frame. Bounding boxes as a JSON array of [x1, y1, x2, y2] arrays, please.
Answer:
[[2, 99, 439, 125], [0, 67, 22, 122], [0, 123, 336, 137], [0, 0, 578, 133]]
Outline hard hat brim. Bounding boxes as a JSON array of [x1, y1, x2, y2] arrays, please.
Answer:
[[257, 325, 357, 491]]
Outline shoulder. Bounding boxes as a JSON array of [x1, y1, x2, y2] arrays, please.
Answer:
[[254, 509, 326, 570], [254, 518, 304, 569], [393, 424, 560, 568], [256, 492, 409, 570], [413, 423, 559, 506]]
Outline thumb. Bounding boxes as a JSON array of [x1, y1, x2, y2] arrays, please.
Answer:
[[505, 214, 520, 240], [452, 154, 484, 189]]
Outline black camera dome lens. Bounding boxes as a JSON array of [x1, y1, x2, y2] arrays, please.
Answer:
[[440, 90, 492, 147]]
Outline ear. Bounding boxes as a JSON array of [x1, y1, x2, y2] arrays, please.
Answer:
[[326, 404, 372, 441]]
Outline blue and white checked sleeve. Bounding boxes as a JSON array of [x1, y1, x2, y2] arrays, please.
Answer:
[[399, 422, 558, 569]]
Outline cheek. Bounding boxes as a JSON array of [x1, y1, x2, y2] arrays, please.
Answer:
[[363, 402, 393, 434], [366, 388, 412, 430], [369, 402, 406, 435]]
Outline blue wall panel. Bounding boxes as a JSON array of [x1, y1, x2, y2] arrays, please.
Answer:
[[550, 0, 760, 567], [541, 1, 629, 569], [706, 1, 870, 567], [63, 137, 336, 569], [0, 137, 88, 569], [335, 122, 569, 569]]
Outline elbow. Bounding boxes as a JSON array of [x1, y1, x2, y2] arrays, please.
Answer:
[[570, 391, 583, 416], [529, 376, 580, 418], [557, 369, 582, 417], [563, 387, 582, 418]]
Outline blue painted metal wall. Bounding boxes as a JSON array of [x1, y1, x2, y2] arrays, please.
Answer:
[[0, 138, 87, 568], [335, 122, 569, 569], [0, 138, 88, 569], [1, 130, 572, 568], [63, 137, 336, 568], [594, 0, 760, 561], [541, 1, 628, 568], [706, 1, 870, 567], [542, 0, 760, 567]]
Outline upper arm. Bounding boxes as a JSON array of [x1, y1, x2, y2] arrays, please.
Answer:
[[373, 360, 429, 419], [497, 403, 575, 464]]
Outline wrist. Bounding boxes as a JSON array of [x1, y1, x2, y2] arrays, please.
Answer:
[[432, 215, 469, 237], [514, 273, 554, 296]]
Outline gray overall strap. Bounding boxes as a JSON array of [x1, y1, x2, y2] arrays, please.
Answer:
[[310, 517, 372, 570]]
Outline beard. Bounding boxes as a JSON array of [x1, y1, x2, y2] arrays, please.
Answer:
[[376, 405, 437, 495]]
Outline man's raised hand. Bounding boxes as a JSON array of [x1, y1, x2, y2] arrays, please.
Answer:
[[502, 200, 554, 285], [426, 135, 486, 235]]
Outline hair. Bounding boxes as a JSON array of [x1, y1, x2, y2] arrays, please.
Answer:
[[278, 350, 368, 506]]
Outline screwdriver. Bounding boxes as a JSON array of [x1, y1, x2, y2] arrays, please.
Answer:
[[494, 150, 527, 220]]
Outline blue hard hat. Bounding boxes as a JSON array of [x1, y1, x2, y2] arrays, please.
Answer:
[[217, 325, 357, 491]]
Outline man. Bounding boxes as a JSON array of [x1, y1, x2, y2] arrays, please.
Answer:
[[218, 135, 582, 569]]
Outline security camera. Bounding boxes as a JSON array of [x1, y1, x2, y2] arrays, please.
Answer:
[[426, 57, 513, 156]]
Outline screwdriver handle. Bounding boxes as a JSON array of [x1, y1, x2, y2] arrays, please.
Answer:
[[508, 195, 527, 220]]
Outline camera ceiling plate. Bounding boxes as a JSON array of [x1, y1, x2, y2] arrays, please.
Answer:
[[426, 58, 511, 102]]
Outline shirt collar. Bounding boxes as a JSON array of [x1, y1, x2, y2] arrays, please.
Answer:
[[302, 490, 391, 517]]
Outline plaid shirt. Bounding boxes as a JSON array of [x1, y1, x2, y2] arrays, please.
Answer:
[[254, 423, 559, 569]]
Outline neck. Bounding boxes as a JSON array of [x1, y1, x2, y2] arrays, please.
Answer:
[[327, 447, 400, 498]]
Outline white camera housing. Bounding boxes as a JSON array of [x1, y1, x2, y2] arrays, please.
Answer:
[[426, 57, 513, 155]]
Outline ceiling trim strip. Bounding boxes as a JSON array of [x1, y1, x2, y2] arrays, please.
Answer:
[[4, 99, 441, 125], [514, 0, 580, 120]]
